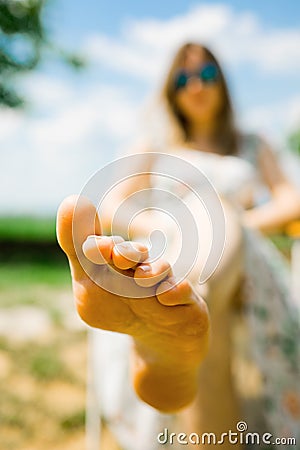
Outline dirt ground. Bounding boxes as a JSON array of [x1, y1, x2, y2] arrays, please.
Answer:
[[0, 258, 268, 450], [0, 283, 91, 450]]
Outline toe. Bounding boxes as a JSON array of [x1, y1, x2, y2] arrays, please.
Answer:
[[156, 278, 197, 306], [112, 241, 149, 270], [83, 235, 124, 264], [134, 259, 171, 287], [56, 195, 101, 280]]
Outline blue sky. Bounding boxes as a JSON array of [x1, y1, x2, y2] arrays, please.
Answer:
[[1, 0, 300, 214], [55, 0, 300, 36]]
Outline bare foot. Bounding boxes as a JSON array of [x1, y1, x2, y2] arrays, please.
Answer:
[[56, 195, 210, 411]]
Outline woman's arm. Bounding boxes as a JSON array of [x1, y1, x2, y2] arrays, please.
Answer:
[[243, 140, 300, 234]]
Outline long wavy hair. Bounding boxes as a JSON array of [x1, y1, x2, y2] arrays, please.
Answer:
[[161, 42, 239, 155]]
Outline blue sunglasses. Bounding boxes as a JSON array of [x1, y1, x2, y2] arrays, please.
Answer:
[[174, 63, 219, 91]]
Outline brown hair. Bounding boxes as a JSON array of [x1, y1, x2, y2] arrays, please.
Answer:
[[161, 42, 239, 155]]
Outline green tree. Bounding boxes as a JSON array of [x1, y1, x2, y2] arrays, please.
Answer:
[[0, 0, 84, 107], [288, 128, 300, 157]]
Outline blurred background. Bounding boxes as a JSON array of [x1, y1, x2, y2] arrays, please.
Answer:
[[0, 1, 299, 449]]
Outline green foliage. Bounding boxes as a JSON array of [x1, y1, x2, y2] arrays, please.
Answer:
[[0, 0, 45, 106], [288, 128, 300, 157], [0, 0, 85, 107], [0, 215, 56, 241], [269, 234, 293, 259], [0, 0, 44, 37]]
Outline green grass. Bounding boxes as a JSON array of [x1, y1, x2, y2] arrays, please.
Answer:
[[0, 218, 87, 450], [0, 262, 71, 289], [0, 261, 71, 311], [0, 216, 71, 291], [0, 216, 56, 241], [28, 347, 66, 381], [60, 410, 85, 430]]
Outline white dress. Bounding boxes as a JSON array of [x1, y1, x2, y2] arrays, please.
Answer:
[[89, 141, 300, 450]]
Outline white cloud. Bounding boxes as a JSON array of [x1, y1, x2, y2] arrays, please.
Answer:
[[85, 34, 159, 82], [2, 3, 300, 214], [83, 4, 300, 80], [128, 4, 230, 48], [0, 79, 141, 214], [20, 74, 74, 108], [0, 108, 23, 139], [30, 85, 139, 152], [82, 3, 300, 145], [241, 95, 300, 140]]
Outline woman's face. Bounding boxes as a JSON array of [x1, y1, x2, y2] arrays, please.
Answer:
[[174, 46, 223, 125]]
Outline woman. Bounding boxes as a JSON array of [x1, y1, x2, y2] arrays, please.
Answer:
[[57, 43, 300, 449]]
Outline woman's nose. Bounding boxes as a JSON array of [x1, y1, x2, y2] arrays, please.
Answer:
[[186, 77, 204, 92]]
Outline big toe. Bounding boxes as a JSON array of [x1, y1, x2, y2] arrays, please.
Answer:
[[57, 195, 101, 257]]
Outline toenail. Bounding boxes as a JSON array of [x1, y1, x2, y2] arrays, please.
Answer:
[[114, 242, 132, 255], [137, 265, 151, 273]]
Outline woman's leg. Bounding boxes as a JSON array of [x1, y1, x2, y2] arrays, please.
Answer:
[[57, 194, 243, 448], [127, 195, 244, 447], [177, 197, 244, 448]]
